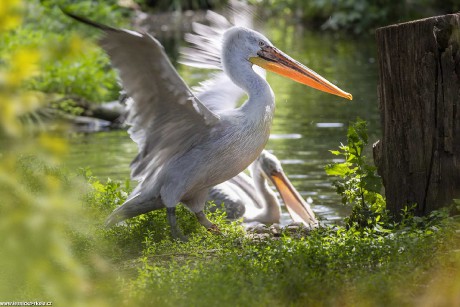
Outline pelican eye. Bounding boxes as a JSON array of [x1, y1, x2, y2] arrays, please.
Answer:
[[258, 40, 265, 47]]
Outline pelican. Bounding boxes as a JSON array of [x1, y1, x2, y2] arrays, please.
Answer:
[[181, 12, 318, 228], [208, 150, 318, 227], [64, 9, 351, 239]]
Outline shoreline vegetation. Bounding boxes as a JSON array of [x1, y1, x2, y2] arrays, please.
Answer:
[[4, 0, 458, 131], [1, 1, 460, 305]]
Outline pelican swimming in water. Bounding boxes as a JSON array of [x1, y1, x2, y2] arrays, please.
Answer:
[[64, 8, 351, 239], [208, 150, 318, 227]]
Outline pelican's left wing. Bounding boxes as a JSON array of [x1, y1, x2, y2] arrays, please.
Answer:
[[63, 11, 220, 180], [180, 7, 265, 112]]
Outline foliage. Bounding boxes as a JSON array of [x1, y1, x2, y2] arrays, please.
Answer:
[[50, 98, 85, 116], [0, 0, 131, 106], [30, 44, 119, 103], [253, 0, 460, 34], [72, 175, 459, 306], [0, 2, 123, 304], [3, 149, 459, 305], [0, 156, 123, 304], [137, 0, 227, 12], [0, 2, 41, 136], [325, 118, 386, 228]]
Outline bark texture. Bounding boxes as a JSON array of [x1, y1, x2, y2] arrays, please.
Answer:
[[374, 13, 460, 216]]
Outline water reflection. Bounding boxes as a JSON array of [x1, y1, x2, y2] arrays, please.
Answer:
[[269, 134, 302, 139], [316, 123, 344, 128], [65, 16, 380, 224]]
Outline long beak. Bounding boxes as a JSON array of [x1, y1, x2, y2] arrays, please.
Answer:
[[250, 46, 352, 100], [270, 170, 318, 228]]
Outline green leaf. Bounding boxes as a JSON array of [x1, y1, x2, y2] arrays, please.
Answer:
[[329, 150, 341, 156], [325, 163, 350, 176], [363, 173, 382, 193]]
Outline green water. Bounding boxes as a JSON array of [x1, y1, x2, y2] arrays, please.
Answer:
[[65, 20, 379, 224]]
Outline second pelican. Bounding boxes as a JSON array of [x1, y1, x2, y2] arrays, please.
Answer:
[[208, 150, 318, 227]]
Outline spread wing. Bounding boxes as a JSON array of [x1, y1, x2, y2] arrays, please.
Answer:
[[64, 11, 220, 181], [179, 7, 265, 112]]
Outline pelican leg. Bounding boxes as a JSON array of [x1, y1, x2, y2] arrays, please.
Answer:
[[166, 207, 187, 241], [195, 211, 220, 233]]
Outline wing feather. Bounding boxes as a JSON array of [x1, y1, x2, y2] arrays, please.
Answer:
[[179, 6, 265, 112], [63, 11, 220, 181]]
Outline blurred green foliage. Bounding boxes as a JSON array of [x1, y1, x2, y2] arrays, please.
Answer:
[[253, 0, 460, 34], [0, 155, 122, 304], [0, 1, 122, 304], [0, 0, 131, 105], [138, 0, 227, 11]]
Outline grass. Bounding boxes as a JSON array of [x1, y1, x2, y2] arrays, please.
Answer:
[[80, 175, 460, 306], [3, 151, 458, 304], [3, 157, 459, 305]]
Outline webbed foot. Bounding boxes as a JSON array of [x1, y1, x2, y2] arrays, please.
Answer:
[[207, 224, 221, 234]]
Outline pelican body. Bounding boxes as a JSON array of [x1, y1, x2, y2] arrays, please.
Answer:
[[64, 9, 351, 239]]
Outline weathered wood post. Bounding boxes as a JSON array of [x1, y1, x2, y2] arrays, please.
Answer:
[[373, 13, 460, 217]]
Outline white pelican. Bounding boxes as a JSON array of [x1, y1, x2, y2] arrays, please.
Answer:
[[208, 150, 318, 227], [64, 9, 351, 239], [182, 13, 318, 228]]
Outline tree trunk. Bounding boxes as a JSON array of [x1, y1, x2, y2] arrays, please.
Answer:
[[373, 13, 460, 217]]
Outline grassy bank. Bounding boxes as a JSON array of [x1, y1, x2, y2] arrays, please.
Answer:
[[82, 175, 460, 306], [2, 157, 459, 305]]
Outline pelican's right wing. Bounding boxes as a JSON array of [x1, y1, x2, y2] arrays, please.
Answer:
[[180, 10, 241, 112], [64, 11, 220, 180]]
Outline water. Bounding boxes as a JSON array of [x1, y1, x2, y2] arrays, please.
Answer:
[[64, 17, 380, 224]]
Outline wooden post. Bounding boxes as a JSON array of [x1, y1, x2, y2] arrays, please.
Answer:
[[373, 13, 460, 217]]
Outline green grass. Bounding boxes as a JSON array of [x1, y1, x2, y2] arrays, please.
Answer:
[[80, 175, 460, 306], [2, 135, 458, 306], [71, 119, 460, 306]]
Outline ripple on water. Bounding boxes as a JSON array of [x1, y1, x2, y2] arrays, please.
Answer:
[[316, 122, 345, 128], [280, 159, 305, 165], [269, 133, 302, 139]]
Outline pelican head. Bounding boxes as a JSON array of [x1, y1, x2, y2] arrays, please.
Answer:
[[222, 27, 273, 61], [253, 150, 283, 179], [222, 26, 352, 100], [251, 151, 318, 227]]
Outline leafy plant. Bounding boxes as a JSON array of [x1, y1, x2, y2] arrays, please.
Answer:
[[325, 118, 386, 228], [50, 98, 85, 116], [0, 0, 130, 106], [251, 0, 460, 34]]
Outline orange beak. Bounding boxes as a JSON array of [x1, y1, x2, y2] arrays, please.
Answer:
[[250, 46, 352, 100], [270, 170, 318, 228]]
